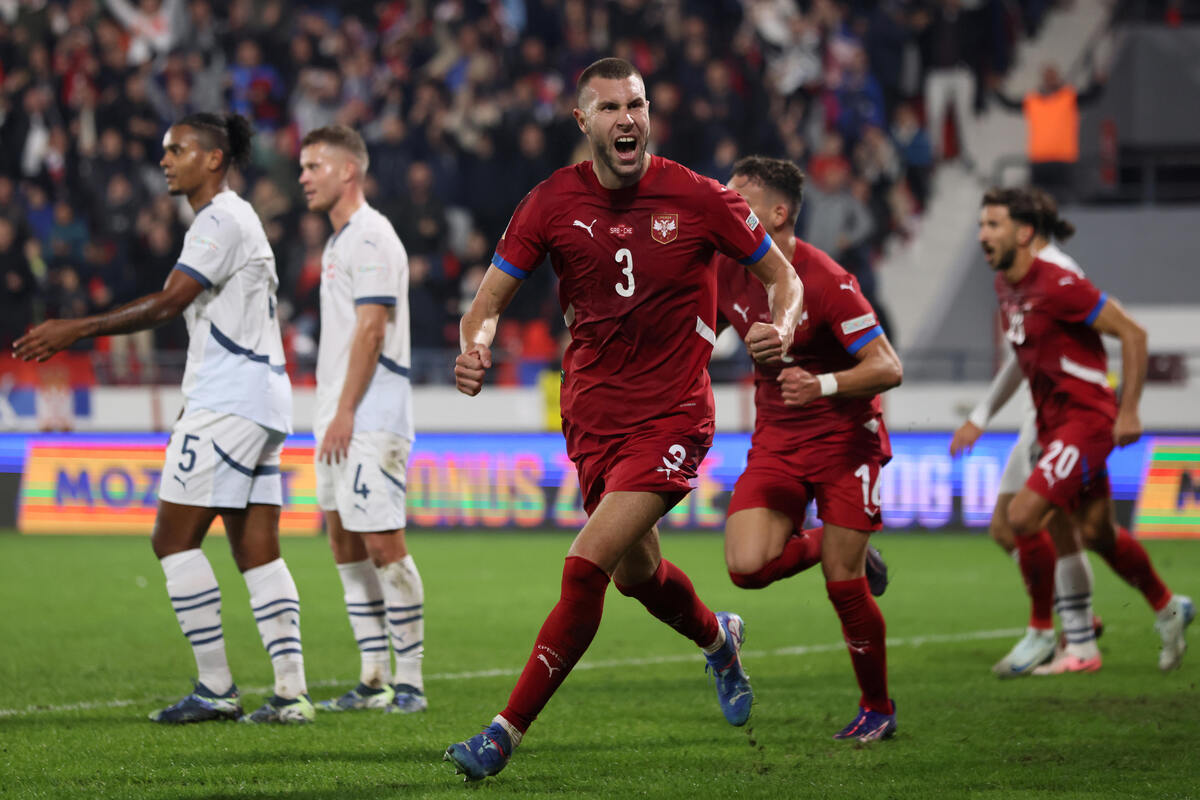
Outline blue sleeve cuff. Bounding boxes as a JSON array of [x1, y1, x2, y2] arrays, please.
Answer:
[[355, 296, 397, 306], [174, 263, 213, 289], [1084, 292, 1108, 326], [737, 234, 772, 266], [491, 253, 528, 280], [846, 325, 884, 355]]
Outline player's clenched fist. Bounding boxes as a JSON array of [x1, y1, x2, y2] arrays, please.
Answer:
[[744, 322, 786, 365], [455, 346, 492, 396], [777, 366, 822, 407]]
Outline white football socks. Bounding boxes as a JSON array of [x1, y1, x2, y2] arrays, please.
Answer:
[[377, 554, 424, 692], [161, 549, 234, 695], [336, 559, 391, 688], [702, 622, 727, 656], [1055, 552, 1099, 659], [244, 558, 307, 699]]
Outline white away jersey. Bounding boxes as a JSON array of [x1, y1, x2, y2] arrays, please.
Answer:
[[315, 203, 413, 441], [174, 190, 292, 433]]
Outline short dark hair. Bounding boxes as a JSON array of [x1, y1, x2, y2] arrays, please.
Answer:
[[177, 112, 254, 172], [981, 186, 1039, 230], [301, 124, 370, 172], [731, 156, 806, 221], [576, 57, 642, 106], [1028, 187, 1076, 242]]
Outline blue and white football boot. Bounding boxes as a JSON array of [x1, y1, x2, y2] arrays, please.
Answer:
[[149, 681, 242, 723], [444, 721, 514, 781], [705, 611, 753, 726]]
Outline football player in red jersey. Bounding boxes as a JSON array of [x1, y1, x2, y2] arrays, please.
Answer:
[[980, 187, 1192, 675], [952, 191, 1105, 677], [714, 157, 903, 742], [443, 58, 804, 781]]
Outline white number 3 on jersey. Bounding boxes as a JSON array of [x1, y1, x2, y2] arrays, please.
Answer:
[[615, 248, 635, 297]]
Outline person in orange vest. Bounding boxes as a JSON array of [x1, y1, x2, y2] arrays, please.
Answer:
[[993, 63, 1106, 201]]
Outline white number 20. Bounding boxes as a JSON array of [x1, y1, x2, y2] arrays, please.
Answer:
[[1037, 439, 1080, 485], [615, 248, 635, 297]]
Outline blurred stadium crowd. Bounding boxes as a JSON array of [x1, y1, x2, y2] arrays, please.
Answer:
[[0, 0, 1048, 385]]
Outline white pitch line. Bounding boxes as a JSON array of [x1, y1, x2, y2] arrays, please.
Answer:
[[0, 627, 1024, 718]]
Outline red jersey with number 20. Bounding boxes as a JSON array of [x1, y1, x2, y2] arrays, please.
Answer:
[[994, 256, 1117, 435], [492, 155, 770, 435], [716, 239, 888, 447]]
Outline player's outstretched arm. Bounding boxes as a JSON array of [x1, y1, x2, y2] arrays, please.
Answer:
[[777, 333, 902, 408], [12, 268, 205, 363], [320, 302, 388, 464], [743, 239, 803, 359], [951, 350, 1024, 455], [455, 265, 522, 396], [1091, 296, 1148, 446]]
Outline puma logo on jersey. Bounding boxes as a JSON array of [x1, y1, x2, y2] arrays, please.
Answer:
[[1058, 277, 1075, 286], [572, 219, 596, 238], [537, 654, 561, 678], [838, 281, 855, 292], [732, 303, 750, 323]]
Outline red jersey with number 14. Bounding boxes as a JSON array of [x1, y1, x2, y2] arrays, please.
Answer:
[[716, 239, 888, 449], [492, 155, 770, 435], [994, 257, 1117, 435]]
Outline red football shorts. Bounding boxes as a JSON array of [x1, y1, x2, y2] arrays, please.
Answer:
[[727, 427, 889, 532], [564, 410, 715, 517], [1026, 416, 1112, 513]]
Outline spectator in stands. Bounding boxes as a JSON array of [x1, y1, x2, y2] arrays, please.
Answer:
[[891, 102, 933, 209], [830, 46, 887, 147], [802, 158, 874, 277], [386, 161, 448, 259], [853, 124, 903, 249], [992, 63, 1107, 202], [46, 201, 89, 265], [408, 254, 450, 385], [920, 0, 976, 164], [0, 218, 36, 349], [103, 0, 180, 65]]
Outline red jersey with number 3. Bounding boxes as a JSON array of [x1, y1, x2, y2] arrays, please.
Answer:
[[715, 239, 888, 448], [492, 155, 770, 435], [994, 256, 1117, 435]]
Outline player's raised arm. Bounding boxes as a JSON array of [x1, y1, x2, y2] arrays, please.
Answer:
[[743, 240, 804, 362], [12, 268, 205, 362], [455, 265, 523, 396], [1090, 295, 1148, 446]]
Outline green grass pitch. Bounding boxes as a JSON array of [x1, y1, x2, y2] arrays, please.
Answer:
[[1, 530, 1197, 799]]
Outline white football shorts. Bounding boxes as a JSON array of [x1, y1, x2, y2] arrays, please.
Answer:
[[998, 412, 1041, 496], [158, 409, 286, 508], [315, 431, 410, 532]]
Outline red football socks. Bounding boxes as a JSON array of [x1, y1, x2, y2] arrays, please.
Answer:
[[500, 556, 610, 733], [729, 527, 824, 589], [827, 577, 891, 714], [1098, 527, 1171, 611], [614, 558, 720, 648], [1015, 530, 1057, 630]]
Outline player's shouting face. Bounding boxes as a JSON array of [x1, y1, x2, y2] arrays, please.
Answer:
[[574, 75, 650, 188], [978, 203, 1030, 272]]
